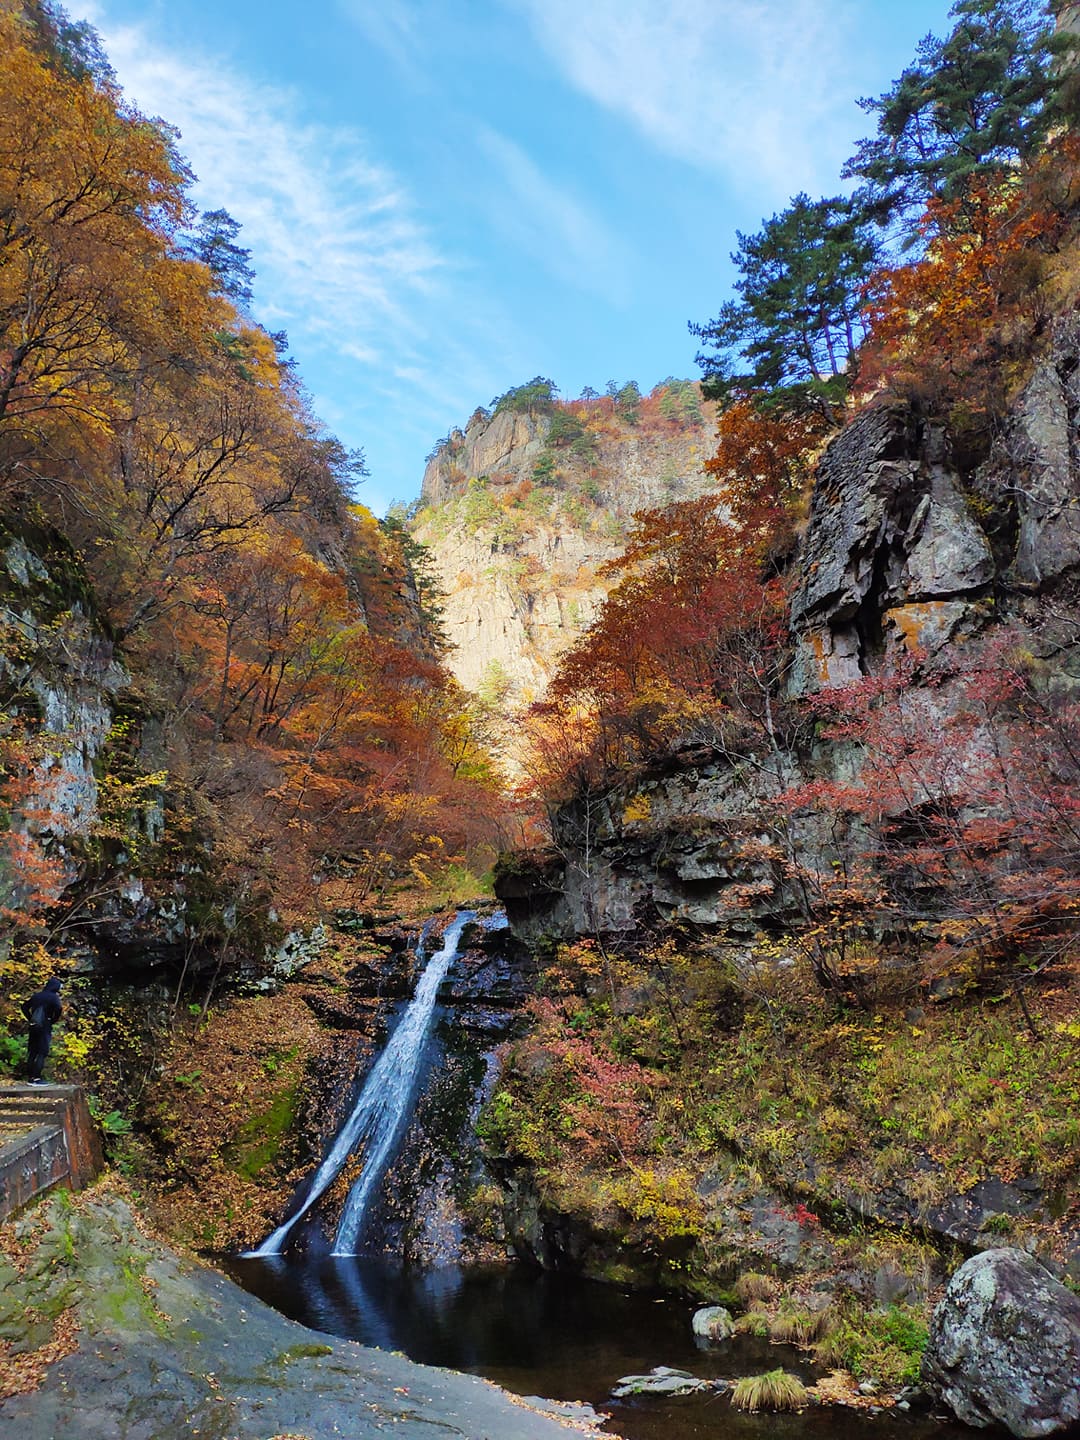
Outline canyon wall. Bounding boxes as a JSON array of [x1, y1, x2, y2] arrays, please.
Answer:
[[412, 386, 717, 704]]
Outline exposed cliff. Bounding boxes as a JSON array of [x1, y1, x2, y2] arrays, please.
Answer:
[[498, 317, 1080, 944], [412, 383, 717, 704], [481, 318, 1080, 1316]]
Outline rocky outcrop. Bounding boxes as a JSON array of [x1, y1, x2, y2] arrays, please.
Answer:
[[413, 391, 717, 712], [499, 314, 1080, 946], [790, 405, 994, 692], [922, 1248, 1080, 1437], [977, 314, 1080, 589], [0, 516, 276, 978], [791, 316, 1080, 694], [0, 1188, 607, 1440], [421, 409, 548, 507], [0, 522, 127, 913]]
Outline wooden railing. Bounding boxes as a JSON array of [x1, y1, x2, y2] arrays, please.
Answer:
[[0, 1083, 104, 1222]]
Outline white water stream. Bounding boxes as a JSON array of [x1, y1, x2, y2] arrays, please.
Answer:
[[248, 911, 476, 1258]]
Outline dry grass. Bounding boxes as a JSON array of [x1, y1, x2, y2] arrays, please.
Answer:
[[734, 1309, 770, 1337], [735, 1270, 779, 1304], [730, 1368, 809, 1412], [769, 1305, 836, 1346]]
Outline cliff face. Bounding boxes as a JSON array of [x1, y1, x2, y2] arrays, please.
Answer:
[[483, 325, 1080, 1303], [412, 386, 717, 703], [497, 317, 1080, 944]]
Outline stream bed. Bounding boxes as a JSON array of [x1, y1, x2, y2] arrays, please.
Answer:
[[226, 1254, 973, 1440]]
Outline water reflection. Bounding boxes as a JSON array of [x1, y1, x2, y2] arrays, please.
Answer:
[[226, 1255, 970, 1440]]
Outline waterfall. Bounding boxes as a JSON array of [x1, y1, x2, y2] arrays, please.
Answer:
[[248, 910, 475, 1258]]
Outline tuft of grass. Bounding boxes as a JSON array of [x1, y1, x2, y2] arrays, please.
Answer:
[[813, 1303, 928, 1387], [769, 1305, 836, 1346], [730, 1369, 809, 1412], [735, 1271, 779, 1304], [734, 1309, 770, 1337]]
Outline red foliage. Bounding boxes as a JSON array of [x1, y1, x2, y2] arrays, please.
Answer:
[[523, 403, 823, 801]]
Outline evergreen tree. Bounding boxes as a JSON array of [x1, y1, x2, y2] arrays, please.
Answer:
[[690, 193, 879, 419], [844, 0, 1073, 234], [187, 208, 255, 309], [25, 1, 115, 83]]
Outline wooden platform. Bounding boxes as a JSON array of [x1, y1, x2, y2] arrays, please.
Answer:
[[0, 1083, 103, 1222]]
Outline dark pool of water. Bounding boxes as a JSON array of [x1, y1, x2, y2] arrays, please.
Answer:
[[226, 1255, 974, 1440]]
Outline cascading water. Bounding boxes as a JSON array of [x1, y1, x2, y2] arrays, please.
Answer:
[[248, 910, 477, 1258]]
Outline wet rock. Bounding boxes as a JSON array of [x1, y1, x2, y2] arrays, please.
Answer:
[[922, 1247, 1080, 1437], [691, 1304, 735, 1342], [346, 953, 414, 999], [612, 1366, 718, 1398], [452, 1004, 518, 1037], [440, 949, 529, 1007]]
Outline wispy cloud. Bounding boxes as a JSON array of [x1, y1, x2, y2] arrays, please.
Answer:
[[508, 0, 862, 202], [81, 4, 444, 371], [476, 128, 634, 305]]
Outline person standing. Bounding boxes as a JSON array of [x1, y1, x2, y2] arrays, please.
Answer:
[[23, 977, 62, 1084]]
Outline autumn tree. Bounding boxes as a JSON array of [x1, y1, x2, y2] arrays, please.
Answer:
[[858, 140, 1076, 419], [0, 13, 190, 442], [0, 1, 511, 951], [777, 641, 1080, 1016]]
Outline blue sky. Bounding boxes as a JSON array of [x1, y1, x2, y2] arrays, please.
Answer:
[[79, 0, 954, 515]]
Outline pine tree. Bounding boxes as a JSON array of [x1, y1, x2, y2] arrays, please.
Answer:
[[690, 194, 878, 419], [187, 208, 255, 309], [844, 0, 1073, 235]]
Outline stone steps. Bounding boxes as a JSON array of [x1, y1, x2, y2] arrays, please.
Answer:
[[0, 1083, 103, 1222]]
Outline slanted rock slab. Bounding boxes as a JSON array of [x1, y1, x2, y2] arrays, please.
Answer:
[[0, 1188, 609, 1440], [611, 1365, 718, 1398], [922, 1247, 1080, 1437]]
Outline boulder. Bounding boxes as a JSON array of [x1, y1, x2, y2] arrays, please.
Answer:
[[691, 1304, 735, 1342], [922, 1247, 1080, 1437]]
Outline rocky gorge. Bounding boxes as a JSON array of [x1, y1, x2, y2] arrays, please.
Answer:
[[4, 2, 1080, 1435]]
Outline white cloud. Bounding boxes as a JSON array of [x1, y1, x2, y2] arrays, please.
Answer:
[[81, 5, 444, 369], [508, 0, 862, 202], [476, 128, 634, 305]]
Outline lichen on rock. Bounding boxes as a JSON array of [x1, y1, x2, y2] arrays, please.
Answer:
[[921, 1247, 1080, 1437]]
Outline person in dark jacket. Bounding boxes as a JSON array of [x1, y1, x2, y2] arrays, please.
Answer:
[[23, 977, 62, 1083]]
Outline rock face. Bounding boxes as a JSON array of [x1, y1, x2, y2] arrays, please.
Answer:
[[790, 405, 994, 692], [922, 1248, 1080, 1437], [413, 389, 717, 711], [0, 524, 127, 913], [498, 316, 1080, 945], [0, 518, 275, 977], [978, 314, 1080, 588]]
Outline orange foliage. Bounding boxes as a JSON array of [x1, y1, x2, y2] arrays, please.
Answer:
[[0, 10, 509, 946], [859, 139, 1080, 418]]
